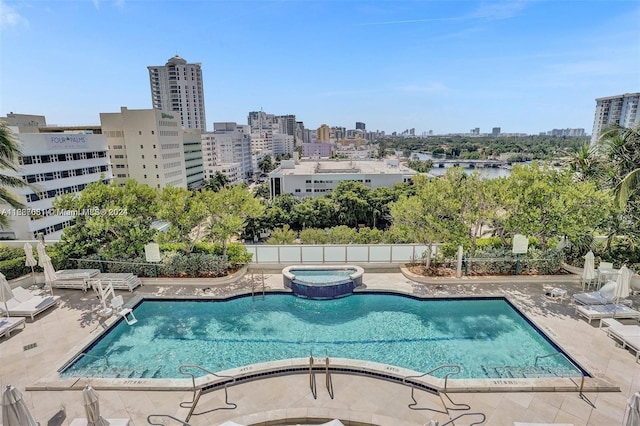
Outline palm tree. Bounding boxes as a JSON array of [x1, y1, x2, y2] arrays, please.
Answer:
[[599, 124, 640, 208], [0, 123, 27, 228], [568, 143, 602, 183]]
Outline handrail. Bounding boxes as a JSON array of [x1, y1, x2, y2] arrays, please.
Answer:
[[534, 352, 594, 408], [147, 414, 193, 425], [439, 411, 486, 425], [403, 364, 470, 413], [325, 352, 334, 399], [309, 350, 317, 399], [178, 364, 237, 421]]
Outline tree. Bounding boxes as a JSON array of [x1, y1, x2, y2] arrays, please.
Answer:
[[568, 143, 603, 184], [390, 175, 462, 268], [259, 155, 274, 175], [53, 179, 159, 260], [156, 186, 207, 252], [266, 225, 296, 244], [202, 185, 264, 256], [293, 197, 338, 230], [0, 123, 28, 228], [332, 181, 372, 227], [203, 171, 230, 192]]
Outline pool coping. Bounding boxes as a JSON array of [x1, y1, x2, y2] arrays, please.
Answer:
[[27, 290, 620, 394]]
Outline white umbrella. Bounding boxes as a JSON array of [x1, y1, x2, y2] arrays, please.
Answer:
[[36, 241, 48, 267], [616, 265, 632, 303], [23, 243, 38, 285], [1, 385, 38, 426], [0, 273, 13, 318], [582, 251, 596, 289], [40, 256, 57, 297], [82, 385, 109, 426], [624, 391, 640, 426]]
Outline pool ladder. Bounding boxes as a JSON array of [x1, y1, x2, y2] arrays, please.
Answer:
[[251, 270, 266, 300], [308, 350, 334, 400], [403, 364, 486, 425]]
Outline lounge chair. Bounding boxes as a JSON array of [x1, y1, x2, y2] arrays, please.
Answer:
[[92, 273, 142, 292], [572, 280, 618, 305], [0, 287, 61, 320], [614, 335, 640, 362], [607, 324, 640, 342], [0, 317, 26, 338], [50, 269, 101, 292], [575, 303, 640, 324]]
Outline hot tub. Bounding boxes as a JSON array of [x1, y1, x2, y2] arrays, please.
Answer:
[[282, 265, 364, 299]]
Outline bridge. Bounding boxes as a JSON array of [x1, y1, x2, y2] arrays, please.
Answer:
[[430, 159, 507, 169]]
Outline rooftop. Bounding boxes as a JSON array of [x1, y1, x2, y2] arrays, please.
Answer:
[[272, 160, 416, 176], [1, 269, 638, 425]]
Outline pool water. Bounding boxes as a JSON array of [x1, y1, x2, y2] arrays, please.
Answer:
[[61, 294, 581, 379], [289, 269, 356, 284]]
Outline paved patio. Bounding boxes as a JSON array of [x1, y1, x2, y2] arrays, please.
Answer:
[[1, 269, 639, 425]]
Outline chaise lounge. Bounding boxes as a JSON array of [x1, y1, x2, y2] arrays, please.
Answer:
[[575, 303, 640, 324], [572, 280, 618, 305], [0, 287, 61, 320], [0, 316, 26, 338]]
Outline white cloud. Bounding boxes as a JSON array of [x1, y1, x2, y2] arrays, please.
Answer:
[[0, 1, 29, 29]]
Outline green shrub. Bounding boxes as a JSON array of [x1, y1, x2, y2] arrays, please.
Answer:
[[299, 228, 328, 244], [475, 237, 504, 250], [0, 246, 25, 262], [520, 248, 565, 274], [159, 252, 229, 277], [0, 257, 31, 280], [159, 242, 189, 253], [354, 227, 384, 244], [327, 226, 356, 244], [225, 243, 252, 267]]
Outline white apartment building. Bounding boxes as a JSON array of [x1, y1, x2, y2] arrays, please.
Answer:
[[0, 114, 112, 240], [201, 122, 253, 183], [272, 133, 294, 157], [100, 107, 188, 189], [269, 159, 416, 199], [148, 55, 207, 131], [592, 92, 640, 143]]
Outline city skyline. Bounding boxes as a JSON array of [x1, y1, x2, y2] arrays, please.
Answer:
[[1, 1, 638, 134]]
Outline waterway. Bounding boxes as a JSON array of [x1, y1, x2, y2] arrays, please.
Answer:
[[411, 152, 511, 179]]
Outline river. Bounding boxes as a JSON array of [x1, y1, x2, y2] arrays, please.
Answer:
[[410, 152, 512, 179]]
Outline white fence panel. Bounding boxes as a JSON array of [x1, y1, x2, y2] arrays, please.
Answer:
[[301, 246, 324, 263], [324, 246, 347, 263], [256, 246, 280, 263], [279, 246, 302, 263], [369, 245, 392, 262], [391, 245, 416, 262], [347, 246, 369, 262]]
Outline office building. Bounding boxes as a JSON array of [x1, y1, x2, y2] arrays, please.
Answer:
[[269, 159, 416, 199], [148, 55, 207, 131], [355, 122, 366, 131], [492, 127, 501, 136], [100, 107, 188, 189], [317, 124, 330, 142], [182, 129, 205, 189], [592, 93, 640, 143], [302, 142, 332, 158], [0, 113, 112, 240]]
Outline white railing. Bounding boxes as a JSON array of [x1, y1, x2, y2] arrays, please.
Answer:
[[244, 243, 435, 265]]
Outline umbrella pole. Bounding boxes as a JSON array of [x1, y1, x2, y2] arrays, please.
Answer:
[[3, 301, 8, 318]]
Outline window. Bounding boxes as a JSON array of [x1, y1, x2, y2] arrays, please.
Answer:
[[140, 145, 144, 149], [144, 174, 147, 178], [139, 131, 142, 135], [151, 131, 155, 135], [141, 155, 145, 159]]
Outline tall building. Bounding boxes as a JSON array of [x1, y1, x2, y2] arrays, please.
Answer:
[[148, 55, 207, 131], [182, 129, 205, 189], [492, 127, 501, 136], [355, 122, 366, 131], [317, 124, 330, 142], [0, 113, 112, 240], [592, 93, 640, 143], [201, 122, 253, 183], [100, 107, 188, 189]]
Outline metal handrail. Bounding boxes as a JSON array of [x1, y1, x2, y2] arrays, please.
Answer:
[[309, 350, 317, 399], [439, 411, 486, 425], [403, 364, 470, 413], [325, 352, 334, 399], [534, 352, 594, 407], [147, 414, 193, 425], [178, 364, 237, 421]]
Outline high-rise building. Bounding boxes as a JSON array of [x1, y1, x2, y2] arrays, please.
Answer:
[[492, 127, 501, 136], [317, 124, 330, 142], [201, 122, 253, 183], [355, 122, 366, 131], [148, 55, 207, 131], [592, 93, 640, 143], [100, 107, 189, 189], [0, 113, 112, 240]]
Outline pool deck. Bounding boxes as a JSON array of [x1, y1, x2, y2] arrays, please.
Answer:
[[1, 268, 639, 425]]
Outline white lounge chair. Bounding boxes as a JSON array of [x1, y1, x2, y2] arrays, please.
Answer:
[[575, 303, 640, 324], [615, 335, 640, 362], [0, 287, 61, 320], [50, 269, 101, 291], [0, 317, 26, 338], [92, 273, 142, 292], [572, 280, 618, 305], [607, 324, 640, 342]]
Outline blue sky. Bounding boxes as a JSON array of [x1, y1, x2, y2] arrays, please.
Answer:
[[1, 1, 638, 135]]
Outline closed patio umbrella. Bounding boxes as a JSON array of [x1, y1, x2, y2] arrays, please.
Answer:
[[82, 385, 109, 426], [582, 251, 596, 289], [616, 265, 632, 304], [1, 385, 38, 426], [36, 241, 48, 267], [23, 243, 38, 286], [625, 391, 640, 426], [0, 273, 13, 318]]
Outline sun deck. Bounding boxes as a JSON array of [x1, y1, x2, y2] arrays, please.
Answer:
[[1, 269, 639, 425]]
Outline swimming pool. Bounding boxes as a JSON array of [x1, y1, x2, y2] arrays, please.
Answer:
[[61, 293, 583, 380]]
